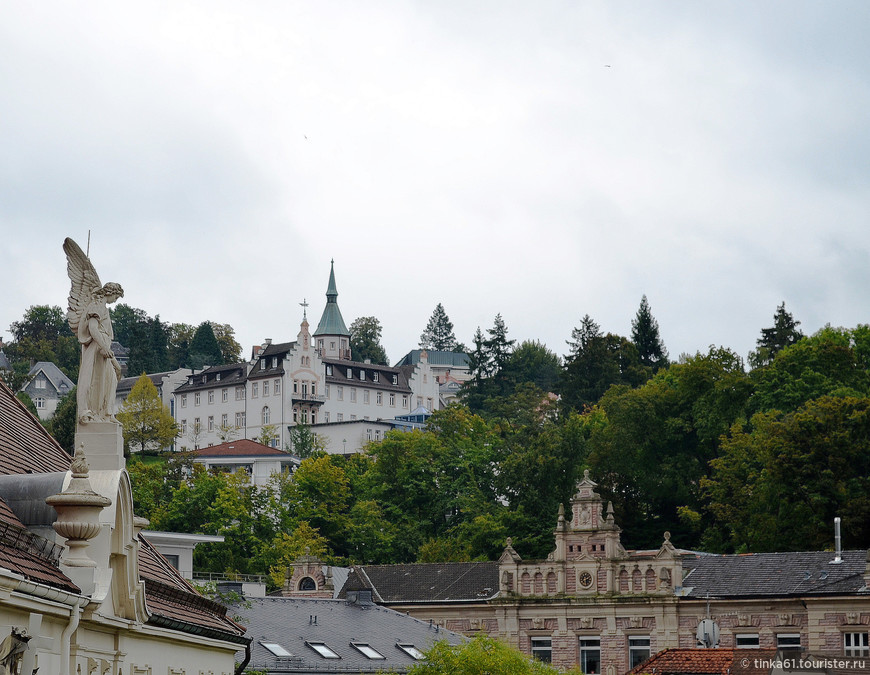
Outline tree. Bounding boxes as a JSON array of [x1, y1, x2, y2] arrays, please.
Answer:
[[631, 295, 668, 370], [287, 423, 329, 458], [565, 314, 602, 359], [419, 303, 464, 352], [749, 302, 804, 368], [560, 333, 648, 412], [217, 423, 240, 443], [117, 374, 179, 456], [9, 305, 70, 343], [211, 322, 243, 364], [189, 322, 224, 369], [410, 636, 580, 675], [256, 424, 279, 447], [168, 323, 195, 369], [7, 305, 79, 380], [109, 304, 148, 347], [349, 316, 388, 365], [501, 340, 561, 394], [47, 388, 77, 454], [16, 392, 40, 418]]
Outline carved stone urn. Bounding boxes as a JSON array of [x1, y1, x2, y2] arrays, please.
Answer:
[[46, 444, 112, 568]]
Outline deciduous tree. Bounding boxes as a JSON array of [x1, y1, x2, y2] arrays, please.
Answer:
[[117, 374, 179, 456], [349, 316, 388, 365]]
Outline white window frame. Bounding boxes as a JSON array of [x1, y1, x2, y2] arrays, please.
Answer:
[[222, 388, 228, 402], [194, 392, 201, 406], [397, 643, 425, 660], [628, 636, 651, 669], [735, 634, 759, 648], [351, 643, 385, 660], [208, 390, 214, 404], [579, 637, 601, 675], [776, 633, 802, 649], [530, 637, 552, 663], [261, 642, 292, 657], [306, 642, 340, 659], [845, 632, 869, 657], [274, 379, 281, 394], [252, 382, 259, 398]]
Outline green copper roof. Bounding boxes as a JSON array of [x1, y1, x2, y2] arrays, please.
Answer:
[[313, 260, 350, 337]]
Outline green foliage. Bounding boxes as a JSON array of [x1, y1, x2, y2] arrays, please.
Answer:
[[286, 423, 328, 458], [749, 301, 804, 368], [501, 340, 561, 394], [117, 374, 179, 456], [420, 303, 464, 351], [461, 315, 516, 414], [704, 395, 870, 552], [631, 295, 669, 370], [47, 388, 77, 454], [349, 316, 388, 365], [256, 424, 279, 447], [16, 391, 40, 418], [211, 322, 243, 364], [189, 322, 224, 369], [6, 305, 79, 382], [410, 636, 581, 675]]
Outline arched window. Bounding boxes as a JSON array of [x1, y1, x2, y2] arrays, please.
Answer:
[[262, 406, 270, 425], [299, 577, 316, 591]]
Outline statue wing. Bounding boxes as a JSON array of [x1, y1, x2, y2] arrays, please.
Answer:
[[63, 237, 102, 335]]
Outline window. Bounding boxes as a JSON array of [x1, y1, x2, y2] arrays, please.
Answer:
[[777, 634, 801, 650], [845, 633, 869, 657], [181, 394, 187, 408], [325, 385, 330, 398], [299, 577, 316, 591], [579, 638, 600, 675], [397, 644, 425, 660], [337, 386, 343, 401], [324, 412, 330, 422], [351, 643, 384, 660], [261, 642, 292, 658], [222, 388, 228, 402], [301, 409, 308, 424], [311, 412, 316, 424], [389, 393, 395, 406], [326, 364, 333, 376], [262, 406, 271, 425], [195, 392, 201, 406], [628, 636, 651, 669], [34, 397, 45, 409], [402, 395, 408, 408], [359, 370, 365, 380], [311, 384, 316, 395], [346, 369, 353, 379], [208, 390, 214, 404], [34, 376, 46, 389], [274, 379, 281, 394], [181, 420, 187, 434], [207, 416, 214, 432], [293, 380, 299, 394], [330, 341, 336, 350], [392, 374, 398, 385], [221, 413, 228, 426], [307, 642, 340, 659], [350, 414, 356, 420], [736, 634, 760, 648], [319, 339, 324, 351], [373, 372, 379, 383], [417, 396, 423, 407], [235, 387, 245, 400], [252, 382, 258, 398], [363, 390, 370, 404], [376, 392, 383, 405], [337, 413, 344, 422], [531, 637, 552, 663], [366, 429, 372, 440], [350, 388, 357, 402], [235, 412, 245, 427], [263, 381, 270, 396], [216, 373, 221, 381]]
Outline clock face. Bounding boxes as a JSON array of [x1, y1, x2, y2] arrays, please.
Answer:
[[579, 571, 593, 589]]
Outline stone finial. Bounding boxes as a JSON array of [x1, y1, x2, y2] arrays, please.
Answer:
[[45, 445, 111, 569]]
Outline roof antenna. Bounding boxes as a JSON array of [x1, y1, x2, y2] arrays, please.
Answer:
[[831, 517, 843, 564]]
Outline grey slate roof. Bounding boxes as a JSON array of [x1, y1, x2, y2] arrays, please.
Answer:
[[339, 562, 500, 603], [236, 596, 463, 674], [26, 361, 74, 394], [680, 550, 870, 598], [174, 363, 248, 393]]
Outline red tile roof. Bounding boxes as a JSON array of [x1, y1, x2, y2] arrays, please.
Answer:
[[138, 536, 247, 641], [0, 380, 72, 474], [192, 439, 290, 457], [629, 648, 777, 675]]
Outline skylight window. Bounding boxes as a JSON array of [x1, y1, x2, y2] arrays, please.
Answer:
[[261, 642, 292, 657], [397, 643, 425, 660], [352, 643, 385, 659], [307, 641, 340, 659]]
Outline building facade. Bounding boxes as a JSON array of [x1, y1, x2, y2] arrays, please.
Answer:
[[21, 361, 74, 420], [171, 263, 441, 452], [286, 473, 870, 674]]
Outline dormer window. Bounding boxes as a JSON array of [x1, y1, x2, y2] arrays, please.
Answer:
[[392, 374, 398, 385], [326, 365, 333, 376], [373, 372, 379, 383], [346, 369, 352, 379], [359, 370, 365, 380], [216, 373, 221, 381]]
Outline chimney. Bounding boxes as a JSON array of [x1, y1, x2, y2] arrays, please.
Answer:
[[831, 517, 843, 564]]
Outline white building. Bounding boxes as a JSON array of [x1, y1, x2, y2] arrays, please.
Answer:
[[20, 361, 74, 420], [191, 438, 299, 486], [172, 263, 441, 451]]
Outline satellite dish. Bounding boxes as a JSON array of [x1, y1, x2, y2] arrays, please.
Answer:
[[696, 619, 720, 648]]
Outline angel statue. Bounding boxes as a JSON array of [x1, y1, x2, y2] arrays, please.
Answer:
[[63, 238, 124, 424]]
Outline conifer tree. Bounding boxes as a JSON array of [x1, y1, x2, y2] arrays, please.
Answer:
[[631, 295, 668, 369], [749, 301, 804, 368], [419, 303, 462, 351], [189, 322, 224, 369], [565, 314, 602, 359]]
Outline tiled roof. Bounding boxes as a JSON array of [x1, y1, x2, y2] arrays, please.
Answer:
[[192, 439, 293, 458], [236, 596, 463, 674], [0, 495, 79, 594], [0, 380, 72, 474], [138, 535, 248, 642], [340, 562, 500, 603], [628, 648, 777, 675], [681, 550, 870, 598]]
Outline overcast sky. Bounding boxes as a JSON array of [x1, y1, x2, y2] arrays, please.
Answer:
[[3, 1, 869, 366]]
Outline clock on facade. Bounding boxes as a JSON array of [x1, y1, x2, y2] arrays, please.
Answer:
[[579, 571, 593, 589]]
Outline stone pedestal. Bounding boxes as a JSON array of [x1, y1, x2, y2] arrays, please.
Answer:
[[74, 421, 125, 472]]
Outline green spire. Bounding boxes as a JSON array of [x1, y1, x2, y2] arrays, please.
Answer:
[[314, 260, 349, 337]]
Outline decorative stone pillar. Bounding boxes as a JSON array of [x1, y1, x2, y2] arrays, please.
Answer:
[[46, 445, 112, 585]]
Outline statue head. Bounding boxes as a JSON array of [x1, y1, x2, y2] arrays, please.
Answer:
[[96, 282, 124, 303]]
